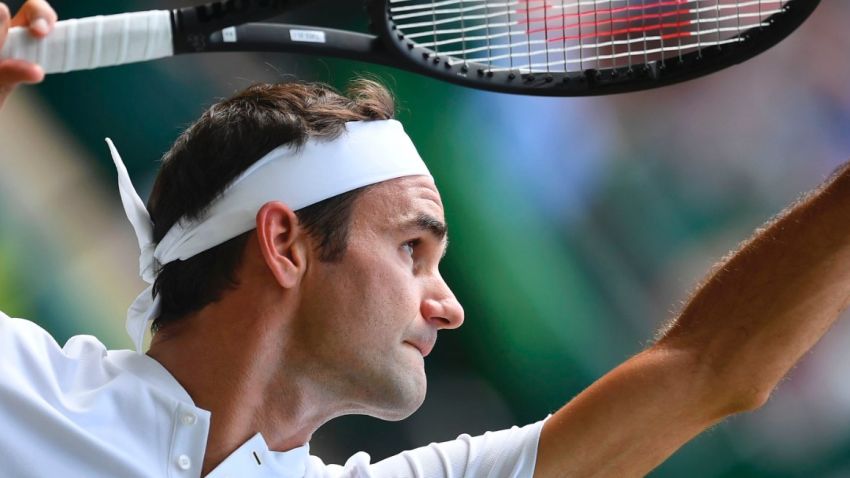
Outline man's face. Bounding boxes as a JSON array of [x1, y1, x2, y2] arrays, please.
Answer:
[[293, 175, 464, 420]]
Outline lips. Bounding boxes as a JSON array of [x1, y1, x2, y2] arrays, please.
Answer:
[[404, 339, 435, 357]]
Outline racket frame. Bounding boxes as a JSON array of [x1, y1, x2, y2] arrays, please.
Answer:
[[173, 0, 821, 96], [375, 0, 822, 96]]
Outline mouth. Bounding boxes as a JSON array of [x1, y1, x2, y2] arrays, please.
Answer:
[[404, 340, 434, 357]]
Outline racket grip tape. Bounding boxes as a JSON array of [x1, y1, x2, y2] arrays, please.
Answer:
[[0, 10, 174, 74]]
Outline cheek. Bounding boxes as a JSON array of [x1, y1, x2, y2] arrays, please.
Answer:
[[352, 254, 422, 332], [357, 273, 407, 326], [305, 241, 422, 343]]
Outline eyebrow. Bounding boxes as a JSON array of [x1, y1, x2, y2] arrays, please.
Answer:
[[404, 214, 449, 255], [406, 213, 447, 239]]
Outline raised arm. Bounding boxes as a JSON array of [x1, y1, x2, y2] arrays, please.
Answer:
[[535, 163, 850, 477], [0, 0, 55, 108]]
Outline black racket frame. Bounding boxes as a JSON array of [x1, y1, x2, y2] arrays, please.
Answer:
[[171, 0, 822, 96]]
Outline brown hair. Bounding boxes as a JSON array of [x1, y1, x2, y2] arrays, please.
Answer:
[[147, 79, 395, 332]]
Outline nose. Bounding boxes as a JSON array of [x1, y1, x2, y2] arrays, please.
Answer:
[[421, 276, 465, 330]]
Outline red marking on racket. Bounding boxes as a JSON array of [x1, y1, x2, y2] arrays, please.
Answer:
[[515, 0, 689, 18], [661, 31, 693, 40], [547, 19, 694, 42], [525, 8, 691, 35]]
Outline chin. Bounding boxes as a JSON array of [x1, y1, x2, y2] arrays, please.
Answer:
[[369, 371, 427, 421]]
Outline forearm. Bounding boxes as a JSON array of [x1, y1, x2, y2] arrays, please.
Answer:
[[536, 160, 850, 478], [537, 347, 727, 478], [658, 162, 850, 408]]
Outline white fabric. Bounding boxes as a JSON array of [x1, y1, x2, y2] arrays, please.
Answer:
[[0, 312, 547, 478], [107, 120, 432, 352]]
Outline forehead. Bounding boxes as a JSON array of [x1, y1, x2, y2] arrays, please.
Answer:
[[352, 176, 445, 230]]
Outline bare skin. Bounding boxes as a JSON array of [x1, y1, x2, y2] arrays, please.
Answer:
[[534, 164, 850, 477], [147, 176, 464, 475], [0, 0, 55, 107], [5, 2, 850, 476]]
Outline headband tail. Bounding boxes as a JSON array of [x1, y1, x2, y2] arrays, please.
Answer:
[[107, 138, 158, 352], [106, 138, 156, 283]]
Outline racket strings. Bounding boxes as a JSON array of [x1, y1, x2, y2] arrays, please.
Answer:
[[390, 0, 786, 73]]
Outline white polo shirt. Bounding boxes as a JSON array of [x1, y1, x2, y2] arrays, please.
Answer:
[[0, 313, 546, 477]]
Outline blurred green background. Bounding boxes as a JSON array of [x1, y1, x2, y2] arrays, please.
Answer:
[[2, 1, 850, 476]]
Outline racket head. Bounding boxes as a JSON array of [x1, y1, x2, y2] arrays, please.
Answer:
[[373, 0, 820, 96]]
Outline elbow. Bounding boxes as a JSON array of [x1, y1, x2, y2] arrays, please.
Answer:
[[696, 354, 778, 416], [722, 383, 773, 414], [711, 356, 785, 415], [664, 342, 777, 417]]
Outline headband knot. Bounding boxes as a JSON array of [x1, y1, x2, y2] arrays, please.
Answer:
[[139, 243, 158, 284]]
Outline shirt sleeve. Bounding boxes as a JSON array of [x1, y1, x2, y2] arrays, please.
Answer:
[[307, 417, 549, 478]]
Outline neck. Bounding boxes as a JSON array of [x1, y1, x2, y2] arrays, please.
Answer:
[[146, 295, 336, 476]]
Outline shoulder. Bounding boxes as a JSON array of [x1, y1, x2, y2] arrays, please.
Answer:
[[0, 309, 108, 361], [304, 418, 549, 478], [0, 312, 192, 477], [0, 310, 116, 394], [304, 452, 373, 478]]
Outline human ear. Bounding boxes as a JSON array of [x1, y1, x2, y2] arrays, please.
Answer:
[[255, 201, 306, 289]]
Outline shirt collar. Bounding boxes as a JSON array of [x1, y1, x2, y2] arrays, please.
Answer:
[[107, 349, 196, 405], [108, 350, 310, 478], [206, 433, 310, 478], [110, 349, 310, 477]]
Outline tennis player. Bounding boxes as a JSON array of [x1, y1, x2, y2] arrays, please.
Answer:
[[3, 1, 850, 477]]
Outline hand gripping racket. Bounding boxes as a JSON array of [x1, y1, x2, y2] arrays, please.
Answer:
[[0, 0, 821, 96]]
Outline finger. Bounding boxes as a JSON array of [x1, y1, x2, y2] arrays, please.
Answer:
[[0, 59, 43, 108], [0, 3, 10, 47], [0, 59, 44, 84], [10, 0, 57, 38]]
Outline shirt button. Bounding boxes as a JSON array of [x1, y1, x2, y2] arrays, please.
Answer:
[[177, 455, 191, 470], [181, 413, 197, 425]]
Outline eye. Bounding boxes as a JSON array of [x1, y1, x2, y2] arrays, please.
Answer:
[[402, 239, 421, 258]]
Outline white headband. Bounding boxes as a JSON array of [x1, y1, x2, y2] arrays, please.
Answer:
[[109, 120, 431, 352]]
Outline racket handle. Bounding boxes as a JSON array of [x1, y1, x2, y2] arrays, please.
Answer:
[[0, 10, 174, 74]]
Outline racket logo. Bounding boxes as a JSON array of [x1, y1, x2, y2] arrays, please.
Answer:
[[290, 29, 326, 44], [222, 27, 237, 43]]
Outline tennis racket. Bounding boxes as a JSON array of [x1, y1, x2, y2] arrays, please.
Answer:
[[0, 0, 821, 96]]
